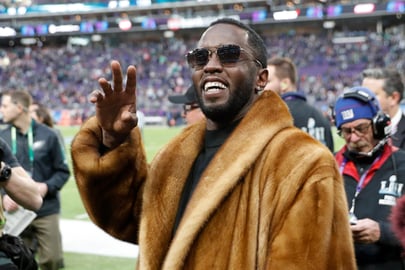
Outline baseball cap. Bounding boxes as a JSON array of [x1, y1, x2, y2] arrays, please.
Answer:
[[334, 86, 380, 129], [168, 85, 197, 104]]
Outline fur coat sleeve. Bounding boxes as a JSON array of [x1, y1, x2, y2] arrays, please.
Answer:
[[71, 91, 356, 270], [71, 117, 148, 243]]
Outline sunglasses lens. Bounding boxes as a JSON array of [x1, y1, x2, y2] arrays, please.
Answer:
[[217, 45, 241, 64], [186, 45, 242, 68], [187, 48, 209, 68]]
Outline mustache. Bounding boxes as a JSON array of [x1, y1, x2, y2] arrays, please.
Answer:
[[348, 142, 369, 151], [348, 139, 386, 157]]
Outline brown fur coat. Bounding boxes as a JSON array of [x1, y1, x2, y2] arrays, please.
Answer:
[[71, 91, 356, 270]]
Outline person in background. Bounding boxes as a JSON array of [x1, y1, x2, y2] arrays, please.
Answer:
[[265, 57, 335, 152], [29, 103, 66, 155], [333, 86, 405, 269], [29, 103, 66, 269], [168, 85, 205, 125], [71, 18, 356, 269], [0, 90, 70, 270], [362, 68, 405, 149]]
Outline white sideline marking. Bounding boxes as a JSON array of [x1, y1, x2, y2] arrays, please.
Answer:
[[60, 219, 139, 258]]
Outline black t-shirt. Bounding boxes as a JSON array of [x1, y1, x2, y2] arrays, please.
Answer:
[[172, 121, 240, 235]]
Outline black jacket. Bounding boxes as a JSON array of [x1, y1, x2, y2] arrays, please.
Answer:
[[392, 113, 405, 150], [0, 138, 19, 168], [0, 120, 70, 217], [282, 92, 334, 152], [336, 144, 405, 269]]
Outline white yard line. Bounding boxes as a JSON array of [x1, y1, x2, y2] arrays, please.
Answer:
[[60, 219, 138, 258]]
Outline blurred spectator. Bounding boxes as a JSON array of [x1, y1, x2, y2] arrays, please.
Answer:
[[0, 28, 403, 122], [29, 103, 65, 154], [265, 56, 334, 151], [362, 68, 405, 149], [0, 90, 70, 270], [29, 102, 66, 268], [168, 85, 204, 125]]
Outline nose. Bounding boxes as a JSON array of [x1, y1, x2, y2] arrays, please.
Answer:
[[347, 132, 361, 143], [203, 52, 223, 71]]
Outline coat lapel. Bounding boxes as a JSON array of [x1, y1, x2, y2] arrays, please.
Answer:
[[163, 91, 293, 269]]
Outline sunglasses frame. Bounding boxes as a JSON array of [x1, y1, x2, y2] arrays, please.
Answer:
[[186, 44, 262, 69]]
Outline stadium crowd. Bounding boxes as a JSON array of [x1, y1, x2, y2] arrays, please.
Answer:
[[26, 0, 371, 5], [0, 27, 404, 124]]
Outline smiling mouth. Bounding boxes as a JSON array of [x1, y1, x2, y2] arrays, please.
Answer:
[[203, 81, 226, 93]]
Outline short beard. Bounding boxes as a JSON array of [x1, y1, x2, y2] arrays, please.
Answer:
[[200, 81, 255, 124], [202, 102, 244, 123]]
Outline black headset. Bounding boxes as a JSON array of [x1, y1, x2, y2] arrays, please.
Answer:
[[336, 88, 391, 140]]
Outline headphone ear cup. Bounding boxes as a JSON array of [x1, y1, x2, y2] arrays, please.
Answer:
[[372, 111, 391, 140]]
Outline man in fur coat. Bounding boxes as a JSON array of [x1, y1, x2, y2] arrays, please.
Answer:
[[71, 18, 356, 269]]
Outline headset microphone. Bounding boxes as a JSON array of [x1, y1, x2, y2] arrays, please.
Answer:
[[354, 138, 388, 157]]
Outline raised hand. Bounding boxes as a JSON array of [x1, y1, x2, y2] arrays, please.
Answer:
[[90, 60, 138, 148]]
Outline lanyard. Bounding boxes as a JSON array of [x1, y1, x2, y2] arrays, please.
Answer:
[[339, 155, 381, 215], [11, 121, 34, 174]]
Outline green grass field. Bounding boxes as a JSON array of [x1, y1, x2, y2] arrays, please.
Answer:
[[58, 124, 344, 269]]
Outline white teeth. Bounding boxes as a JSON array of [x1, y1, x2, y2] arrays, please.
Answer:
[[204, 82, 226, 92]]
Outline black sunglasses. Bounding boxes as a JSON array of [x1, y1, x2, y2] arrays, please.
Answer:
[[186, 44, 262, 69]]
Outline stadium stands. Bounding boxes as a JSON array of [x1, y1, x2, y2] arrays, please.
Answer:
[[0, 26, 404, 125]]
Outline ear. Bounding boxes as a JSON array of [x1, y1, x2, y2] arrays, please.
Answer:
[[16, 103, 28, 113], [257, 68, 268, 90], [391, 91, 401, 103]]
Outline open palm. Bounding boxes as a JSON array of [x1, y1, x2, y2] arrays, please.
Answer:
[[90, 60, 138, 146]]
